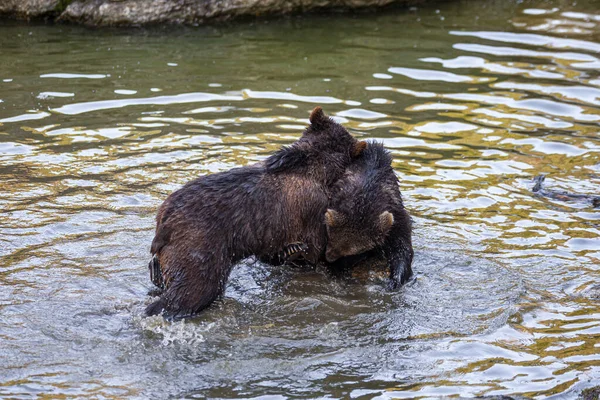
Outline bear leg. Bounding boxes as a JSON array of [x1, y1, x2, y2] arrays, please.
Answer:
[[145, 250, 232, 319], [385, 219, 414, 289], [387, 245, 413, 289]]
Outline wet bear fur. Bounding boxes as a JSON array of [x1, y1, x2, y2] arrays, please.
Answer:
[[323, 141, 413, 288], [146, 107, 366, 319]]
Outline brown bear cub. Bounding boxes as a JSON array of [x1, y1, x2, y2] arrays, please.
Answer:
[[146, 107, 366, 319], [280, 141, 413, 287], [323, 141, 413, 288]]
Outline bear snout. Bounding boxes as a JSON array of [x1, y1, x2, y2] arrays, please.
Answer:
[[325, 248, 341, 263]]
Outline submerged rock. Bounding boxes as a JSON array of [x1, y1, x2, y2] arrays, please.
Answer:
[[349, 254, 389, 284], [1, 0, 427, 26], [580, 386, 600, 400], [532, 175, 600, 208]]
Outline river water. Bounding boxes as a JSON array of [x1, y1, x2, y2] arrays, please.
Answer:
[[1, 0, 599, 398]]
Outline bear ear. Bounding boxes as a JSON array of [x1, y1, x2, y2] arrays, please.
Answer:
[[378, 211, 394, 234], [325, 209, 344, 227], [309, 106, 329, 128], [352, 140, 367, 158]]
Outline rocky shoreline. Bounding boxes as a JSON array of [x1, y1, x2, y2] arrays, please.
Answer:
[[0, 0, 429, 26]]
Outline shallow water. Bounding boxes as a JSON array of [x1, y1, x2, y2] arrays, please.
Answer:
[[1, 0, 599, 398]]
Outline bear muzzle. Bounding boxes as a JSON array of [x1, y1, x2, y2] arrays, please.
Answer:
[[325, 248, 341, 263]]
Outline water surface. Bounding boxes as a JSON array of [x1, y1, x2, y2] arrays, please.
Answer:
[[1, 0, 599, 398]]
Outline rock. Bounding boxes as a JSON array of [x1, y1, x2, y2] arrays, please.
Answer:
[[1, 0, 429, 26], [349, 254, 389, 284], [580, 386, 600, 400], [0, 0, 60, 19], [531, 174, 600, 209]]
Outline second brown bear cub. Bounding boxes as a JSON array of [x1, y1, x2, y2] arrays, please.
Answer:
[[323, 141, 413, 288], [280, 141, 413, 287], [147, 107, 366, 318]]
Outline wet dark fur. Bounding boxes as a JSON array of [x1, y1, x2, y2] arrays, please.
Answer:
[[324, 141, 413, 288], [146, 107, 364, 319]]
